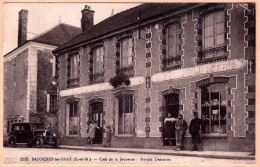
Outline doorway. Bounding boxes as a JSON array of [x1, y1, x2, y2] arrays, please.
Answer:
[[90, 102, 103, 144], [163, 93, 179, 146]]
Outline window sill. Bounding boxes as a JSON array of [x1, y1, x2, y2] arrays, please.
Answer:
[[201, 133, 227, 140], [197, 55, 228, 65], [115, 134, 134, 137], [66, 135, 79, 137], [162, 65, 181, 71]]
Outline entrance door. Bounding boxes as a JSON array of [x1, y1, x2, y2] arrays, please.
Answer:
[[163, 93, 179, 146], [90, 102, 103, 144]]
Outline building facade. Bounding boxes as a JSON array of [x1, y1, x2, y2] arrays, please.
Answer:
[[54, 3, 255, 152], [3, 9, 81, 141]]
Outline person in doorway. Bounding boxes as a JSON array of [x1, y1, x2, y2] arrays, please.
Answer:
[[189, 112, 202, 151], [175, 114, 188, 151], [104, 126, 112, 147], [164, 113, 176, 146], [86, 120, 99, 144]]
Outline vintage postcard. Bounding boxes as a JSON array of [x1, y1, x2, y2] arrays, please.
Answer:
[[1, 0, 258, 166]]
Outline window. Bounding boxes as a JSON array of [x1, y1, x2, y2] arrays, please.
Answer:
[[201, 11, 226, 62], [91, 47, 104, 83], [201, 84, 227, 134], [69, 102, 79, 135], [118, 95, 134, 135], [50, 94, 57, 111], [163, 23, 181, 69], [120, 38, 133, 68], [47, 94, 57, 112], [68, 53, 80, 87], [116, 38, 134, 76]]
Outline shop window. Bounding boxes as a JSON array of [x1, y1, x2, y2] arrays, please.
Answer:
[[162, 23, 182, 70], [201, 84, 227, 134], [90, 47, 105, 84], [199, 11, 227, 64], [118, 95, 134, 135], [68, 102, 79, 135], [248, 59, 255, 73], [67, 53, 80, 87], [116, 37, 134, 76]]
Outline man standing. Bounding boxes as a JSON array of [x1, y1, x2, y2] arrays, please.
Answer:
[[189, 112, 202, 151], [175, 114, 188, 151]]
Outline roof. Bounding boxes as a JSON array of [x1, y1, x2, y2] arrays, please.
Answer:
[[54, 3, 200, 53], [31, 23, 81, 46], [4, 23, 81, 57]]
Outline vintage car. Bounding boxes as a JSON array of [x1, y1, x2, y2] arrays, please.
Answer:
[[8, 122, 59, 148]]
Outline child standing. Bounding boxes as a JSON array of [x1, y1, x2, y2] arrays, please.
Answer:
[[104, 126, 112, 147]]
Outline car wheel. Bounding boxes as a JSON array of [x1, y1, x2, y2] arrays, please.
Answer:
[[52, 139, 59, 148], [35, 138, 43, 148], [9, 138, 16, 148]]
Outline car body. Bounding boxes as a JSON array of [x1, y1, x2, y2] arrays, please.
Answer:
[[8, 122, 59, 148]]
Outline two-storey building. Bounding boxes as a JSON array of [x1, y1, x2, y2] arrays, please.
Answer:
[[53, 3, 255, 152], [4, 9, 81, 144]]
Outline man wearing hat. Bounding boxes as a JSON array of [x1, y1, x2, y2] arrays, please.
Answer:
[[189, 112, 202, 151]]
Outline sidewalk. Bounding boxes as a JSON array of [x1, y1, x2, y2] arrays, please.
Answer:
[[59, 145, 255, 160]]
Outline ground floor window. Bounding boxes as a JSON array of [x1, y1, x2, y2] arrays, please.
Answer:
[[200, 83, 227, 134], [68, 102, 79, 135], [118, 95, 134, 135]]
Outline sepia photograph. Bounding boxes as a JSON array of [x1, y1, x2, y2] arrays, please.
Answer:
[[1, 1, 257, 165]]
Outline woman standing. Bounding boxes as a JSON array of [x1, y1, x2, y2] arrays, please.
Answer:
[[86, 120, 99, 144], [164, 113, 176, 146]]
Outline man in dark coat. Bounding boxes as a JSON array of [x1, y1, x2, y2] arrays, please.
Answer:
[[189, 112, 202, 151]]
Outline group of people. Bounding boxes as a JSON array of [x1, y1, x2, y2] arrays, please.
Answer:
[[87, 112, 202, 150], [164, 112, 202, 151], [86, 120, 112, 147]]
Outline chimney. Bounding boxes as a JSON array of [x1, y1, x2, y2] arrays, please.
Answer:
[[81, 5, 94, 32], [18, 9, 28, 47]]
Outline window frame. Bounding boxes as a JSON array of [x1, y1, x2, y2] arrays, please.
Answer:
[[202, 11, 225, 50], [90, 46, 105, 84], [115, 92, 135, 137], [200, 84, 227, 135], [162, 22, 182, 71], [120, 38, 133, 68], [66, 101, 79, 136], [198, 10, 227, 64], [67, 52, 80, 87]]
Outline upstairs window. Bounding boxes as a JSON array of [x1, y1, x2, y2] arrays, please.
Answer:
[[203, 11, 225, 49], [90, 47, 105, 83], [67, 53, 80, 87], [198, 10, 227, 64], [120, 38, 133, 68], [116, 37, 134, 76], [165, 24, 181, 69]]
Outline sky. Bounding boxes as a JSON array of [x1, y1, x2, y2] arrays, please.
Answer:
[[3, 3, 141, 55]]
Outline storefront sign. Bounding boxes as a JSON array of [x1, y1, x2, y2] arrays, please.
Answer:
[[60, 76, 144, 97], [152, 59, 246, 83]]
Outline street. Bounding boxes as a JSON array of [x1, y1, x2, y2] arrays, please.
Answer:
[[4, 147, 254, 164]]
